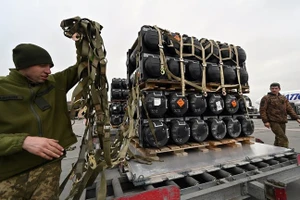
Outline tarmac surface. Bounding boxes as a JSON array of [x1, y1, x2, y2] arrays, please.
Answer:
[[249, 118, 300, 200], [60, 120, 86, 200], [59, 118, 300, 200]]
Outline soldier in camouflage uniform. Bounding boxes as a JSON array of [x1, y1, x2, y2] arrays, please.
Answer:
[[0, 43, 84, 199], [260, 82, 300, 148], [0, 161, 61, 200]]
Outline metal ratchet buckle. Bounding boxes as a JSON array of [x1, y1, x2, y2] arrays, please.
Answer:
[[74, 176, 83, 184], [88, 154, 97, 169], [119, 157, 125, 164], [72, 33, 82, 41], [104, 125, 111, 132]]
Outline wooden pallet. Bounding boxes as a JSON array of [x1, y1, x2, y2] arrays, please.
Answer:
[[111, 125, 121, 129], [235, 136, 255, 144], [110, 99, 127, 103], [206, 138, 240, 151], [131, 138, 209, 160], [138, 79, 249, 93], [205, 82, 221, 91], [205, 82, 250, 93], [139, 79, 197, 91]]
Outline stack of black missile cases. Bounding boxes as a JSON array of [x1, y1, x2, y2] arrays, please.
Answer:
[[109, 78, 129, 127], [126, 25, 254, 148]]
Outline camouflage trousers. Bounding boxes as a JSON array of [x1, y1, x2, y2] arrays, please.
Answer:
[[0, 161, 61, 200], [270, 122, 288, 148]]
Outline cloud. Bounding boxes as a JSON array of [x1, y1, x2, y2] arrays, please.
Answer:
[[1, 0, 300, 104]]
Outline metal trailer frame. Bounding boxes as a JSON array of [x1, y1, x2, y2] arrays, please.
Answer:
[[85, 144, 300, 200], [180, 163, 300, 199]]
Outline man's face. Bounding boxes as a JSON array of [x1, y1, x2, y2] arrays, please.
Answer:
[[20, 64, 52, 83], [270, 86, 280, 95]]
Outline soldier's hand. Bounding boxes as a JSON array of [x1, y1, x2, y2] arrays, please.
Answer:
[[22, 136, 64, 160], [296, 119, 300, 123], [264, 122, 270, 128]]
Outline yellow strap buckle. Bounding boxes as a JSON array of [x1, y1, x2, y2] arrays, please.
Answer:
[[88, 154, 97, 169], [160, 67, 165, 75]]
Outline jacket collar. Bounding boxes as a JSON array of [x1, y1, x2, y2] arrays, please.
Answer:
[[7, 68, 48, 87], [267, 92, 282, 96]]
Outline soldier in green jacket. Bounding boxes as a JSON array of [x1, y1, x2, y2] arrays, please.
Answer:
[[260, 82, 300, 148], [0, 43, 82, 199]]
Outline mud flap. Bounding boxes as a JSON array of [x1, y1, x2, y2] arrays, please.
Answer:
[[114, 185, 180, 200], [264, 179, 287, 200]]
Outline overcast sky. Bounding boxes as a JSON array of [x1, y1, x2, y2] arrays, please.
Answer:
[[1, 0, 300, 106]]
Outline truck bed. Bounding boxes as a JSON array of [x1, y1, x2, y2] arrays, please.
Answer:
[[85, 143, 300, 200], [128, 143, 291, 185]]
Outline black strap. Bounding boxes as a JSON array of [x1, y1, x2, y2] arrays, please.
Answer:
[[0, 95, 23, 101], [36, 84, 55, 97]]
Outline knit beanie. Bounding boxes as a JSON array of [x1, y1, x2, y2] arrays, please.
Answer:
[[270, 82, 281, 89], [12, 43, 54, 70]]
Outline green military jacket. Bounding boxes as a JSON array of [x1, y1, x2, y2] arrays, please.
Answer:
[[0, 65, 79, 181], [259, 92, 299, 124]]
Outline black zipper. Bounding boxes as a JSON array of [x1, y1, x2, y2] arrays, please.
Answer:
[[29, 85, 43, 136]]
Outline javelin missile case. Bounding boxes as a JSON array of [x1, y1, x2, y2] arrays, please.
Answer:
[[125, 25, 254, 149], [86, 25, 300, 200], [109, 78, 129, 127]]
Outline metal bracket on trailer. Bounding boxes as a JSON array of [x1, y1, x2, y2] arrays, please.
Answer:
[[114, 185, 180, 200], [264, 179, 287, 200], [248, 180, 287, 200]]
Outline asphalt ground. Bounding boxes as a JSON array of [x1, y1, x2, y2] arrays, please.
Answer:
[[60, 118, 300, 200], [250, 118, 300, 200], [60, 120, 86, 200]]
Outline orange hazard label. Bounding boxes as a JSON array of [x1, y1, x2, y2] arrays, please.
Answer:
[[177, 98, 185, 107], [231, 100, 237, 107]]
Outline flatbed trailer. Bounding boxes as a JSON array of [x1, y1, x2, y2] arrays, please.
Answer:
[[84, 142, 300, 200]]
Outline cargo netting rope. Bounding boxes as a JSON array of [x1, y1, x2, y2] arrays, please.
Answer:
[[232, 45, 250, 116], [217, 42, 249, 116], [150, 25, 245, 96], [215, 42, 241, 96], [113, 71, 162, 163], [120, 29, 163, 152], [59, 16, 116, 200], [153, 26, 204, 96], [103, 35, 155, 164]]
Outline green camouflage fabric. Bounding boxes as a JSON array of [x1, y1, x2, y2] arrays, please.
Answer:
[[259, 93, 299, 123], [0, 65, 79, 181], [0, 161, 61, 200], [270, 122, 288, 148], [260, 92, 299, 148]]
